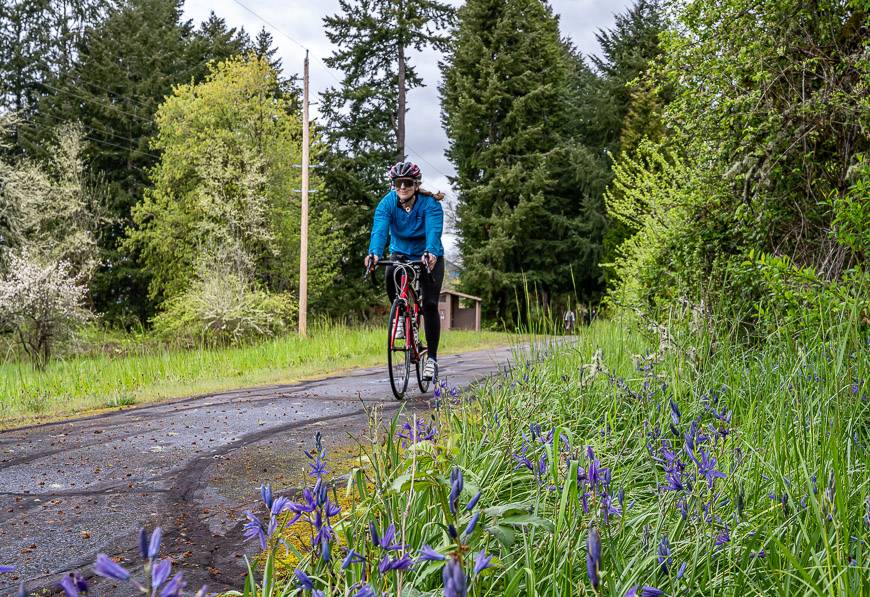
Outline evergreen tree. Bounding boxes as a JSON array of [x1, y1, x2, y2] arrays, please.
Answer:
[[584, 0, 667, 287], [183, 11, 250, 82], [441, 0, 607, 323], [315, 0, 453, 319], [35, 0, 197, 324], [252, 27, 281, 71], [321, 0, 453, 161], [0, 0, 109, 149]]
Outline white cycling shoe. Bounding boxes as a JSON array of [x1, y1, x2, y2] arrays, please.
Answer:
[[423, 358, 438, 381]]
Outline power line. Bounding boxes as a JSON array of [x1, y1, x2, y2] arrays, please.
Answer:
[[15, 113, 164, 162]]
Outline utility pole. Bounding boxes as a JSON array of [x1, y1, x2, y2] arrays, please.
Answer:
[[299, 50, 310, 337]]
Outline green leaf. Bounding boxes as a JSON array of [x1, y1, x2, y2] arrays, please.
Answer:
[[486, 524, 517, 547], [499, 514, 556, 533]]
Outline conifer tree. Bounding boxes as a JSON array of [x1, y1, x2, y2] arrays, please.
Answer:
[[35, 0, 196, 323], [0, 0, 109, 150], [252, 27, 281, 71], [590, 0, 667, 284], [441, 0, 607, 322]]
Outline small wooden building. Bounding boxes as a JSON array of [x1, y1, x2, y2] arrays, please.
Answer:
[[438, 289, 482, 331]]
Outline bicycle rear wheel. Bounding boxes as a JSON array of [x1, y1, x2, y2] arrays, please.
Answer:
[[387, 299, 410, 400]]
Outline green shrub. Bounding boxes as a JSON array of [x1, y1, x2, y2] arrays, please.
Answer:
[[151, 268, 296, 346]]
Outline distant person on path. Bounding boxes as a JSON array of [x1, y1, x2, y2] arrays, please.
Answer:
[[365, 161, 445, 381], [564, 308, 576, 334]]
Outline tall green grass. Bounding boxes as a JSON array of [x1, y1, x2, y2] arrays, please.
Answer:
[[0, 322, 513, 426], [256, 312, 868, 595]]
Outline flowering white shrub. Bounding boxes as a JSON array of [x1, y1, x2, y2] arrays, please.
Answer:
[[0, 250, 92, 367], [151, 245, 296, 345]]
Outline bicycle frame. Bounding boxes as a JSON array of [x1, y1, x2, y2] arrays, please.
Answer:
[[365, 257, 432, 399], [388, 262, 425, 364]]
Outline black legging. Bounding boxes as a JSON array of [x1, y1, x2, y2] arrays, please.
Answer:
[[385, 255, 445, 360]]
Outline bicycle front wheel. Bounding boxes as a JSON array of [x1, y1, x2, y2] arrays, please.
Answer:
[[387, 299, 410, 400]]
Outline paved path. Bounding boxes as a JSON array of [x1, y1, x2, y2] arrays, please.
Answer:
[[0, 344, 522, 595]]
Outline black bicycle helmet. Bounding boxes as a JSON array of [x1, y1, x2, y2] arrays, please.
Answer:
[[388, 161, 422, 181]]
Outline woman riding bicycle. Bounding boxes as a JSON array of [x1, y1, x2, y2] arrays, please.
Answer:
[[364, 161, 444, 381]]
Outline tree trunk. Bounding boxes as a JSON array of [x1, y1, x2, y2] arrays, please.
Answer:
[[396, 0, 406, 161]]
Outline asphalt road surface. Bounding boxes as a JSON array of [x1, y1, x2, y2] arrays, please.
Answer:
[[0, 344, 523, 596]]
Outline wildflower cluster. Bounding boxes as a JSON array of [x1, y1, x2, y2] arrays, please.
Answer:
[[89, 527, 207, 597], [396, 416, 437, 447]]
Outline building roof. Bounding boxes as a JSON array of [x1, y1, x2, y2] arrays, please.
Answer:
[[439, 289, 482, 302]]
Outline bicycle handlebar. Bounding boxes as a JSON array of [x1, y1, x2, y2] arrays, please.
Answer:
[[363, 253, 432, 280]]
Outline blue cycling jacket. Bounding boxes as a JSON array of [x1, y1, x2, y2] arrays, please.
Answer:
[[368, 190, 444, 258]]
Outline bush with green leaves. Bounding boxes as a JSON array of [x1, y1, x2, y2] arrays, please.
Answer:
[[605, 0, 868, 332], [151, 249, 296, 346]]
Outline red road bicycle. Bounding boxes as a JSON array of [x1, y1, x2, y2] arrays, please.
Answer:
[[365, 257, 432, 400]]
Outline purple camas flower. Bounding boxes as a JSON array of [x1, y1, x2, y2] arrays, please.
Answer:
[[466, 491, 482, 511], [351, 585, 377, 597], [464, 512, 481, 536], [442, 556, 467, 597], [473, 551, 494, 576], [625, 587, 665, 597], [670, 398, 681, 427], [139, 528, 149, 559], [243, 511, 269, 550], [261, 483, 273, 509], [513, 443, 535, 472], [397, 418, 437, 447], [373, 522, 404, 551], [662, 469, 685, 492], [60, 572, 88, 597], [94, 554, 130, 581], [694, 448, 727, 489], [342, 549, 366, 570], [449, 467, 464, 514], [147, 527, 163, 561], [152, 559, 172, 590], [677, 561, 686, 579], [586, 527, 601, 589], [378, 554, 414, 573], [418, 545, 446, 562], [271, 495, 291, 516], [657, 537, 671, 574], [295, 569, 314, 590], [158, 572, 186, 597], [714, 526, 730, 549]]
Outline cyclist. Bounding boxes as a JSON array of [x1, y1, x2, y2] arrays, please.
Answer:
[[564, 307, 575, 334], [365, 161, 444, 381]]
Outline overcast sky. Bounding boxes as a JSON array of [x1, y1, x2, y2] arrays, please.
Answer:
[[182, 0, 635, 258]]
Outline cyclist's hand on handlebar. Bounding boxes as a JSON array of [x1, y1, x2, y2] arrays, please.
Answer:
[[423, 252, 436, 272], [365, 254, 378, 271]]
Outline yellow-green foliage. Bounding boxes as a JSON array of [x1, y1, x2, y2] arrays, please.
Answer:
[[604, 0, 868, 333], [126, 55, 341, 311]]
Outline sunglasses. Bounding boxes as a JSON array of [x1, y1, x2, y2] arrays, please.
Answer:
[[395, 178, 417, 189]]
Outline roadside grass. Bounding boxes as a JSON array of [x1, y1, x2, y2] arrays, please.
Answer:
[[0, 322, 515, 428], [243, 314, 869, 596]]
